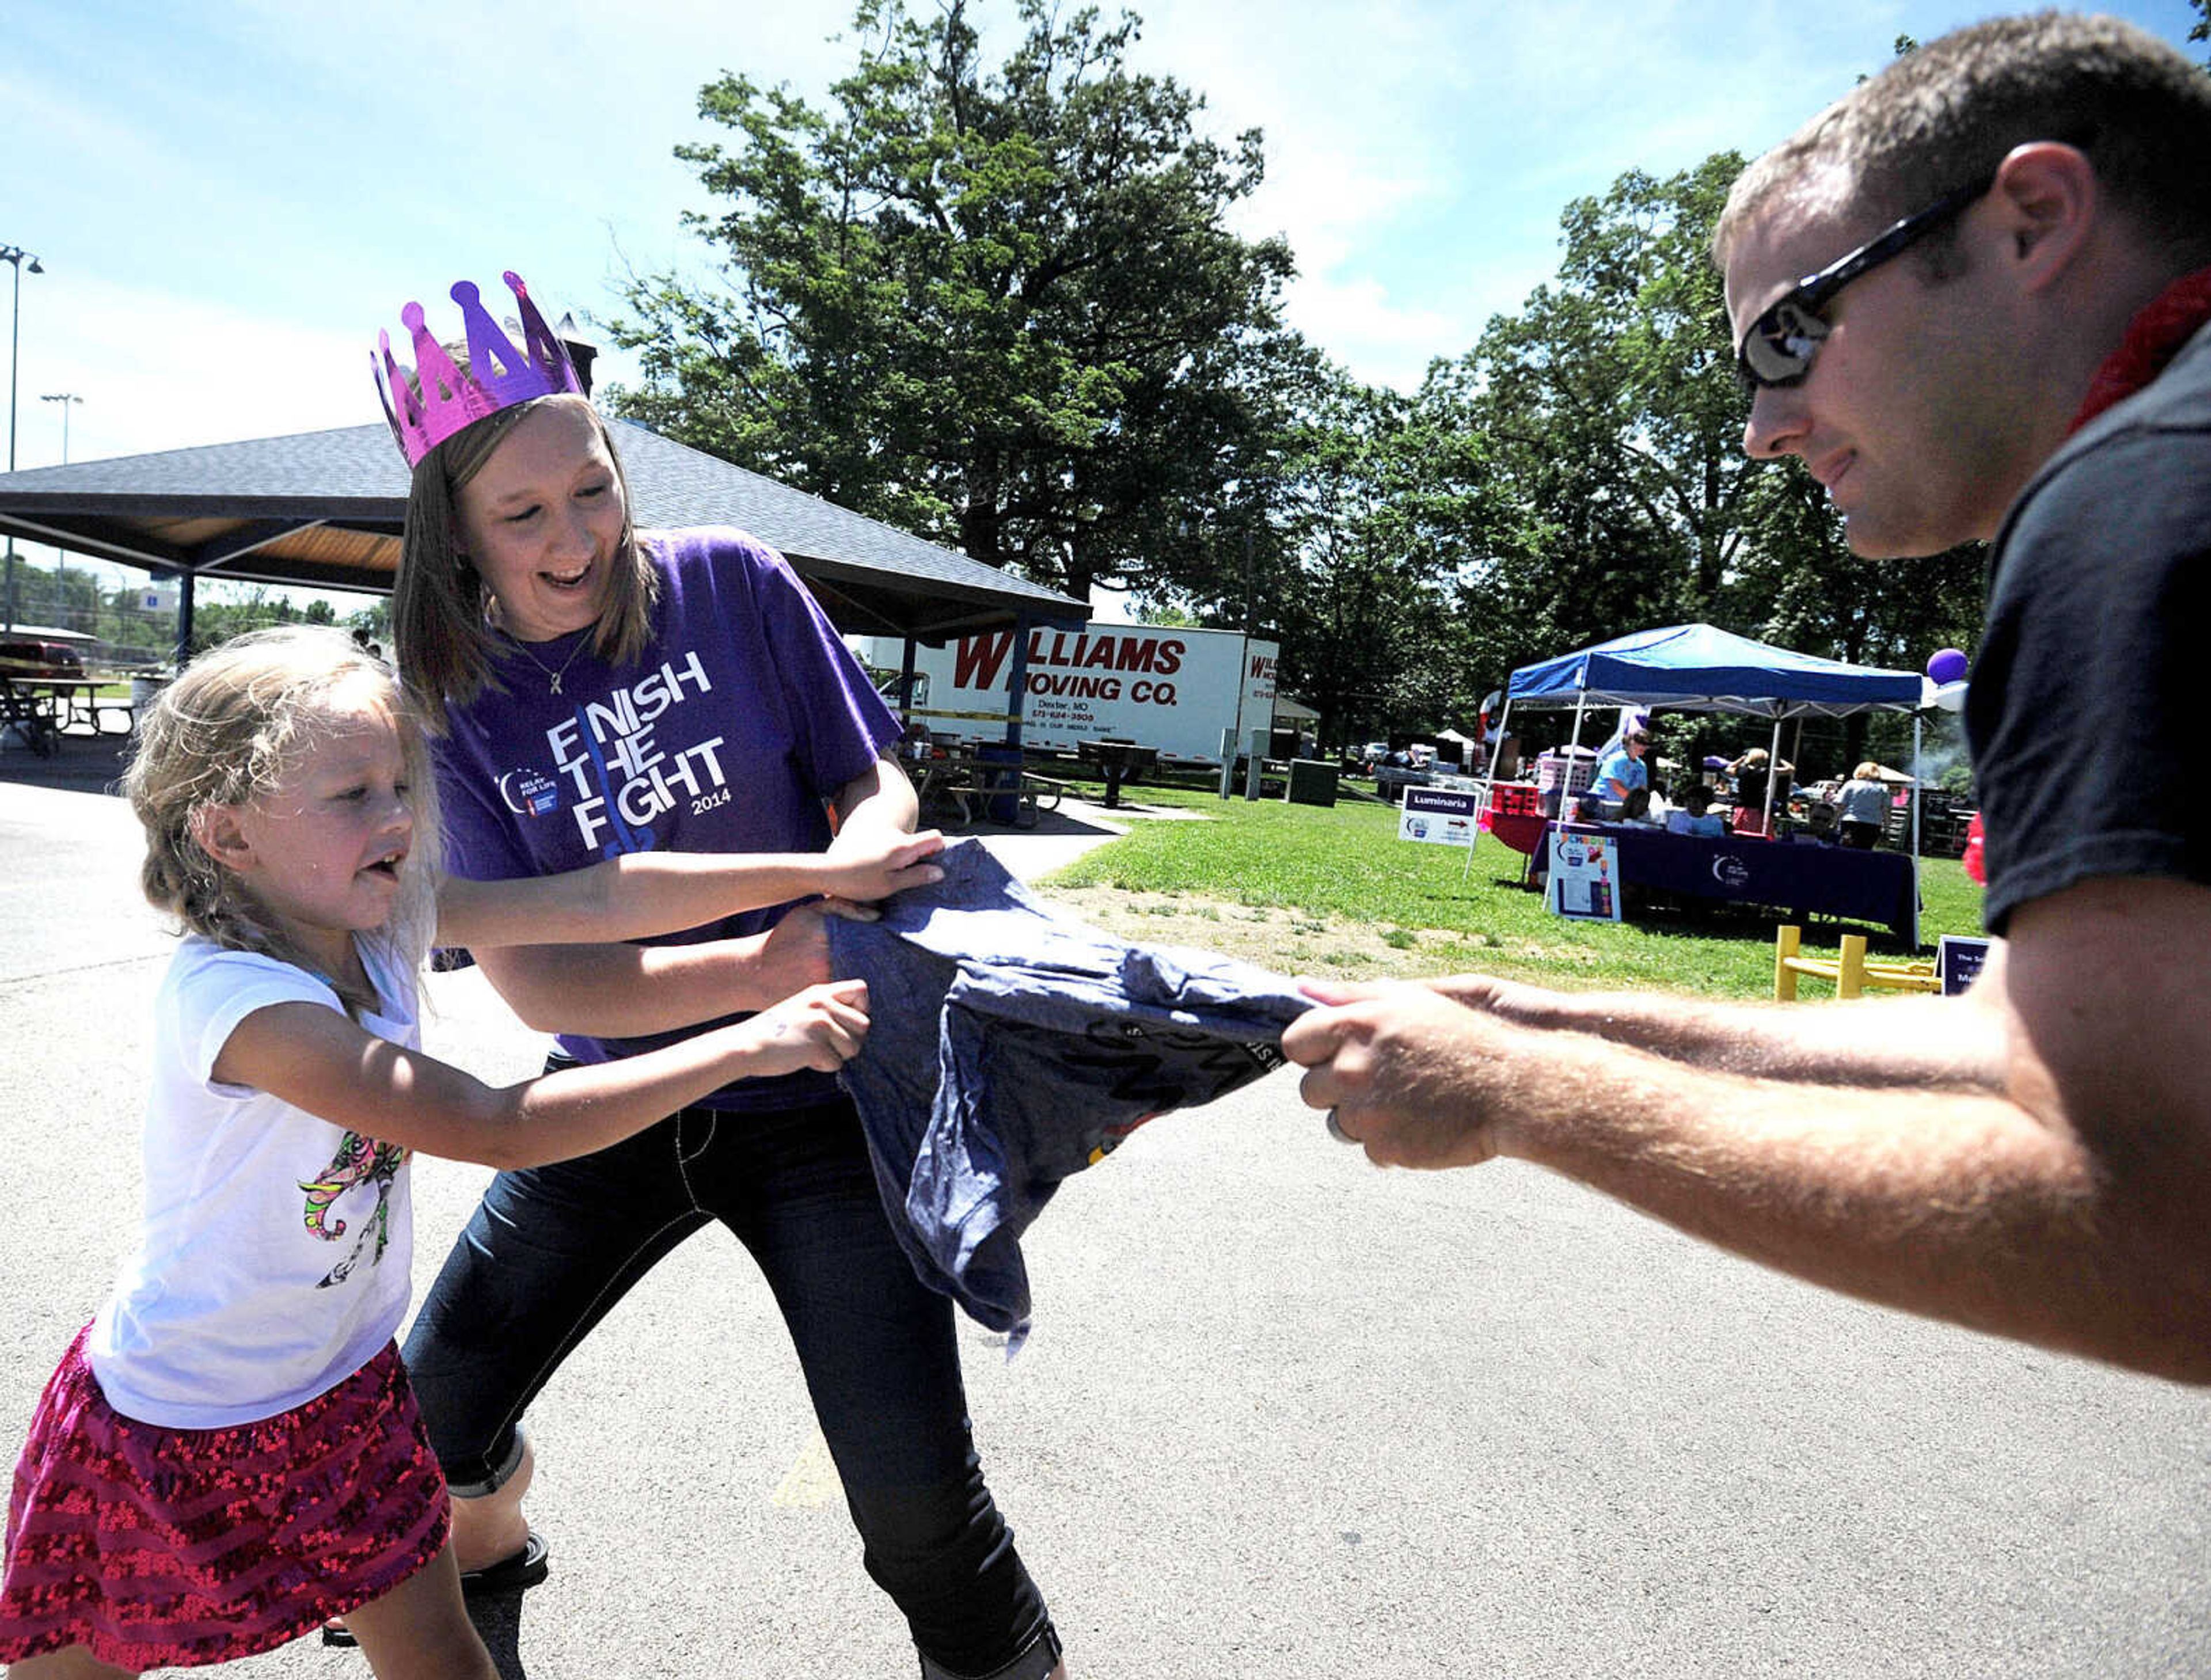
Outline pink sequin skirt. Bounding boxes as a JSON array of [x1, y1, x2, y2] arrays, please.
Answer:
[[0, 1326, 450, 1668]]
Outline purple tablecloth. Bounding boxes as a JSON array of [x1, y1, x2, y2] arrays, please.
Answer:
[[1536, 822, 1917, 938]]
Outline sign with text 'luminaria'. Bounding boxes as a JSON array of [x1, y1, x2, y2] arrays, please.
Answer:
[[1398, 786, 1481, 847]]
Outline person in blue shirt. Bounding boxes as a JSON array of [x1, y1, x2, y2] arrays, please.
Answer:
[[1664, 781, 1727, 838], [1582, 728, 1652, 819]]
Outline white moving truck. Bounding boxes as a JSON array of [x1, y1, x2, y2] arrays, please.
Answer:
[[854, 623, 1279, 767]]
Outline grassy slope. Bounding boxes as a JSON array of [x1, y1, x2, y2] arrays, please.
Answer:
[[1036, 786, 1983, 999]]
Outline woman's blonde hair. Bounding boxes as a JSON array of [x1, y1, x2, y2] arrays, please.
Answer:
[[391, 393, 659, 721], [122, 626, 441, 1014], [1854, 761, 1882, 782]]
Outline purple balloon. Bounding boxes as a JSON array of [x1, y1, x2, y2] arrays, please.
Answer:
[[1927, 647, 1969, 685]]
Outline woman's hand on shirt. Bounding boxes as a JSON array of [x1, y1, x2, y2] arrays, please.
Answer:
[[821, 827, 946, 909]]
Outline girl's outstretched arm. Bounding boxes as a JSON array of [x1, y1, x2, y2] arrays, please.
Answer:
[[450, 752, 934, 1034], [434, 830, 945, 950], [210, 980, 868, 1170]]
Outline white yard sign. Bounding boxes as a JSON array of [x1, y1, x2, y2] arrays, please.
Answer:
[[1398, 786, 1481, 847]]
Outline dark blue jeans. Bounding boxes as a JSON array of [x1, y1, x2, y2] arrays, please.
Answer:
[[401, 1092, 1058, 1679]]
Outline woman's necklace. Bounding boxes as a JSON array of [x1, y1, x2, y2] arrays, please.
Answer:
[[505, 630, 590, 695]]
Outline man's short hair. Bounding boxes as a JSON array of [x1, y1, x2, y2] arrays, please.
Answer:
[[1715, 13, 2211, 271]]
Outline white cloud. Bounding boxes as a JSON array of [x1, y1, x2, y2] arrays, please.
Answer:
[[1122, 0, 1476, 383], [13, 279, 370, 467], [0, 276, 389, 615], [1280, 273, 1465, 393], [1114, 0, 1821, 385]]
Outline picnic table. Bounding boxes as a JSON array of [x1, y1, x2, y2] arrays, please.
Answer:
[[5, 675, 139, 735], [1076, 738, 1156, 809], [0, 674, 60, 755], [1, 673, 146, 755], [913, 746, 1067, 830], [1, 674, 147, 757]]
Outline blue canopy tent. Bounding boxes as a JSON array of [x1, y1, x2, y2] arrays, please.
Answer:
[[1490, 624, 1931, 941], [1505, 622, 1924, 716]]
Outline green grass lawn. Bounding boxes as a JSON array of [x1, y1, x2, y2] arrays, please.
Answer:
[[1039, 785, 1984, 1000]]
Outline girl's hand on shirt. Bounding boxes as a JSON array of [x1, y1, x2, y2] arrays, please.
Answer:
[[822, 828, 947, 907], [738, 978, 871, 1075]]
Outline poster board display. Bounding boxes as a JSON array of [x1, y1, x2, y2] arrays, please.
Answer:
[[1546, 827, 1622, 921]]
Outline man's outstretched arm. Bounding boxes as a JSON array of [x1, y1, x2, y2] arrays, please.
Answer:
[[1282, 877, 2211, 1384], [1419, 952, 2012, 1090]]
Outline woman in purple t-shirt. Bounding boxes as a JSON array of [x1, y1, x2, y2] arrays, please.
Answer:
[[378, 276, 1066, 1680]]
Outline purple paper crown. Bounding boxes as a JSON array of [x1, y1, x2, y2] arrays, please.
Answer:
[[372, 271, 584, 469]]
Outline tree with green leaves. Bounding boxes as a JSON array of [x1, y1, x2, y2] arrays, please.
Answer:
[[1420, 155, 1756, 666], [607, 0, 1300, 601], [1406, 151, 1982, 765], [1255, 375, 1454, 747], [1119, 343, 1495, 749]]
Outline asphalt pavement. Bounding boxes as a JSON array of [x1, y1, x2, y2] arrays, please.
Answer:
[[3, 742, 2209, 1678]]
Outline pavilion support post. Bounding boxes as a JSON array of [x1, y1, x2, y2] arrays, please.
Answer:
[[1462, 694, 1518, 880], [1484, 698, 1513, 782], [173, 572, 195, 668], [1565, 694, 1590, 812], [898, 636, 919, 720]]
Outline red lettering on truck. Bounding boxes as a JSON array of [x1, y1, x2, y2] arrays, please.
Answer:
[[954, 632, 1016, 689]]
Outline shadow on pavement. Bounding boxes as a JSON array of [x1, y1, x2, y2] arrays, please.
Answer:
[[470, 1590, 531, 1680], [0, 729, 132, 797], [997, 801, 1122, 837]]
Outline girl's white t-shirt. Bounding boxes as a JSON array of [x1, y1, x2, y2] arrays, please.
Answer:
[[88, 936, 418, 1428]]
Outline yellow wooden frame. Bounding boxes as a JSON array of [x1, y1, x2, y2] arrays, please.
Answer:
[[1774, 925, 1939, 1000]]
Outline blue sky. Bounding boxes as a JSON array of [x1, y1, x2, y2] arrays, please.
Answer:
[[4, 0, 2202, 596]]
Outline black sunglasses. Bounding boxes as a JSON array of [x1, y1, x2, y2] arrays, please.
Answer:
[[1734, 171, 1995, 393]]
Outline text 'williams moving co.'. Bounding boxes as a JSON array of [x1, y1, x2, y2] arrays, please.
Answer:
[[853, 624, 1279, 765]]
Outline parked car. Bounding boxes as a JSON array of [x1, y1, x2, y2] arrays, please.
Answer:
[[0, 637, 86, 678], [1373, 756, 1434, 801]]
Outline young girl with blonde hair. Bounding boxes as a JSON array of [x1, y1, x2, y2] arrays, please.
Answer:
[[0, 625, 932, 1678]]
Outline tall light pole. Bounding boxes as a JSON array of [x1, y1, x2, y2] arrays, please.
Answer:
[[2, 244, 44, 633], [41, 394, 81, 632], [41, 392, 80, 463]]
